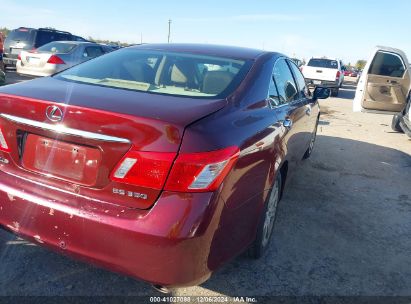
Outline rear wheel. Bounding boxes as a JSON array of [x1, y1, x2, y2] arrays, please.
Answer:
[[391, 114, 404, 133], [249, 174, 281, 259], [331, 88, 339, 97]]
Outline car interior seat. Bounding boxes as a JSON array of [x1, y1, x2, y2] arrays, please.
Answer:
[[118, 61, 155, 83], [202, 70, 234, 95]]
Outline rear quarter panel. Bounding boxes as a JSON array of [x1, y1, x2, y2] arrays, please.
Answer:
[[180, 53, 289, 268]]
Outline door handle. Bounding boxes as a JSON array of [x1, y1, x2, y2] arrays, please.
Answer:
[[283, 118, 293, 130], [305, 105, 312, 115]]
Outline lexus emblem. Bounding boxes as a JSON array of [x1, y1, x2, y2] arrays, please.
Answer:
[[45, 105, 64, 122]]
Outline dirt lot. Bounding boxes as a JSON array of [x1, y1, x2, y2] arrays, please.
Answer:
[[0, 77, 410, 298]]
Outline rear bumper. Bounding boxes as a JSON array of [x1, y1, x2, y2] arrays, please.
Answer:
[[16, 61, 60, 77], [306, 79, 339, 88], [0, 170, 222, 287], [3, 57, 17, 67]]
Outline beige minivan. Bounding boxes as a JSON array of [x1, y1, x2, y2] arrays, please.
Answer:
[[354, 46, 411, 138]]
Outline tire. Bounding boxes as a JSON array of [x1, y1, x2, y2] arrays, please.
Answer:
[[391, 114, 404, 133], [331, 88, 339, 97], [303, 120, 318, 160], [249, 173, 281, 259]]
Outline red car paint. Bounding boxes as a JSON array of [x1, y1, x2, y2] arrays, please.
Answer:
[[0, 44, 319, 287]]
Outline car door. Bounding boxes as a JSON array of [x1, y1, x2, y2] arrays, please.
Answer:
[[287, 59, 317, 146], [271, 58, 308, 170], [354, 46, 410, 114]]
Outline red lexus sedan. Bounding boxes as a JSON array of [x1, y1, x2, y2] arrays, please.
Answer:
[[0, 44, 329, 290]]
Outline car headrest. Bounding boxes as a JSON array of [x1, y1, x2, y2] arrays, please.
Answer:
[[170, 64, 187, 84], [202, 71, 234, 95], [121, 61, 155, 83]]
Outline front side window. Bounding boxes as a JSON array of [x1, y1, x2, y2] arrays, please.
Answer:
[[273, 59, 298, 104], [55, 49, 252, 99], [369, 51, 405, 78], [288, 60, 310, 98]]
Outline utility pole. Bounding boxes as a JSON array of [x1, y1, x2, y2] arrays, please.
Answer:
[[168, 19, 172, 43]]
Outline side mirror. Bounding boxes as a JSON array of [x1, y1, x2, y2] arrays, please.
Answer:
[[285, 81, 298, 102], [313, 87, 331, 100]]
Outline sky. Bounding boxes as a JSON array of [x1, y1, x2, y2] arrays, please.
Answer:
[[1, 0, 410, 64]]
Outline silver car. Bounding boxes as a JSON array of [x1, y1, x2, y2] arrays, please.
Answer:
[[16, 41, 112, 77]]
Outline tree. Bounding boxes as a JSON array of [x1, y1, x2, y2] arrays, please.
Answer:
[[356, 60, 367, 70], [0, 27, 10, 37]]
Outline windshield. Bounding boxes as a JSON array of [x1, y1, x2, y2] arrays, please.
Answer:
[[37, 41, 77, 53], [307, 59, 339, 69], [55, 48, 251, 98], [7, 29, 31, 42]]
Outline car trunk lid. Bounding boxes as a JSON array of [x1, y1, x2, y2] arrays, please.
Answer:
[[0, 77, 227, 209], [20, 51, 53, 68]]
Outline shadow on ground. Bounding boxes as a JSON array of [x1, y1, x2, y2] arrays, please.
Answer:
[[1, 136, 410, 297]]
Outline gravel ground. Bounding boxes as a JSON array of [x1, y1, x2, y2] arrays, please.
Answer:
[[0, 76, 410, 301]]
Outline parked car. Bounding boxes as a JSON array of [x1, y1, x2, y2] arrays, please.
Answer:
[[302, 57, 344, 96], [354, 46, 411, 138], [3, 27, 87, 68], [0, 32, 4, 55], [0, 44, 330, 289], [16, 41, 112, 77], [0, 67, 4, 86], [0, 50, 4, 85]]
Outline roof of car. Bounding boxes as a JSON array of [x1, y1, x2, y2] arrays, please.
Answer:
[[130, 43, 270, 60], [45, 41, 98, 45]]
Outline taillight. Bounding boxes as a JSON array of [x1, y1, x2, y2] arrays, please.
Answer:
[[110, 149, 176, 190], [300, 66, 304, 72], [17, 54, 21, 61], [336, 70, 341, 80], [165, 146, 240, 192], [110, 146, 240, 193], [47, 55, 65, 65], [0, 127, 11, 152]]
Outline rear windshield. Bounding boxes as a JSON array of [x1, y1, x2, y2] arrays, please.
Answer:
[[307, 59, 339, 69], [37, 42, 77, 53], [7, 29, 32, 42], [55, 49, 252, 99], [35, 31, 72, 47]]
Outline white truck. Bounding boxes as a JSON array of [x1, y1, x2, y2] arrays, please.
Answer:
[[354, 46, 411, 138], [302, 58, 344, 97]]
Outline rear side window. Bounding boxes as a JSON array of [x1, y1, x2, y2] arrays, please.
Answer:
[[6, 29, 32, 42], [288, 60, 310, 98], [369, 51, 405, 78], [307, 59, 339, 69], [37, 42, 77, 53], [84, 46, 104, 58], [55, 49, 251, 99], [273, 59, 298, 104], [268, 77, 280, 107], [35, 31, 72, 47]]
